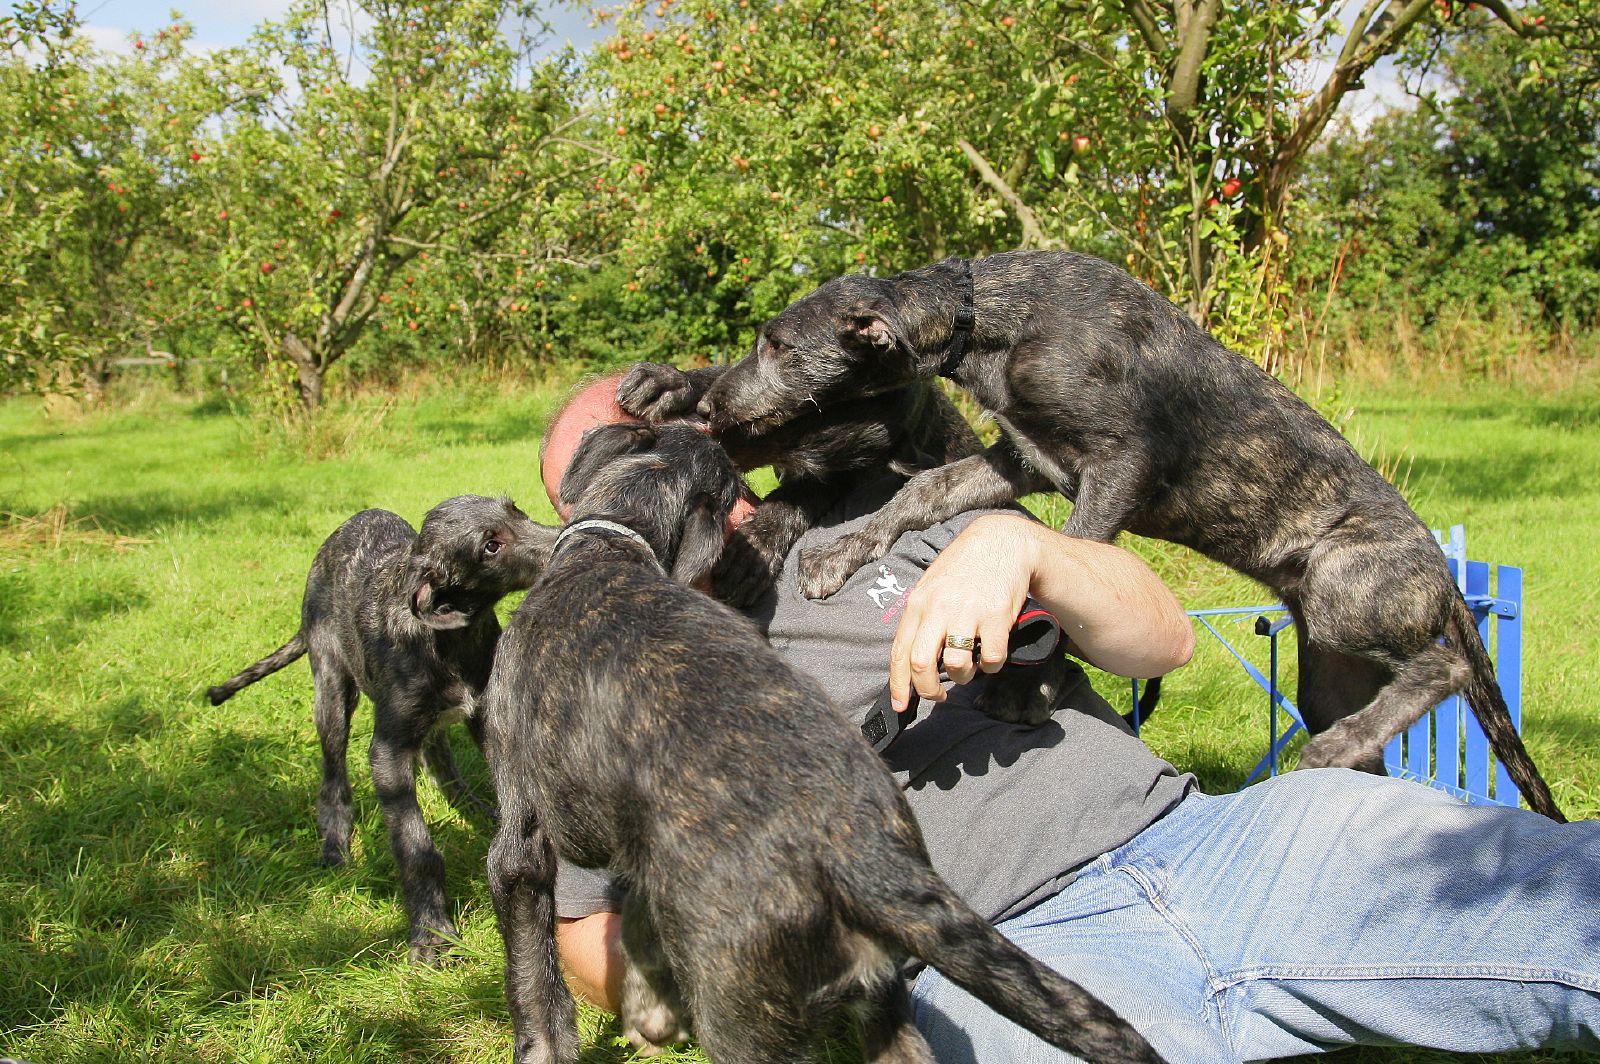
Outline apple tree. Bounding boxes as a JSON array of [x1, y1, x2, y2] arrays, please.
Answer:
[[0, 4, 208, 399], [582, 0, 1564, 363], [181, 0, 606, 411]]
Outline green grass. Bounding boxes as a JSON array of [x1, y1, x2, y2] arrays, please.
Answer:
[[1, 377, 1595, 1063]]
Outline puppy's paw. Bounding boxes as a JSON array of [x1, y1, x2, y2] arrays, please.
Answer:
[[408, 923, 459, 967], [798, 540, 865, 600], [318, 836, 352, 868], [621, 1014, 691, 1057], [976, 659, 1064, 726], [621, 963, 691, 1053], [1296, 727, 1383, 774], [617, 363, 697, 421]]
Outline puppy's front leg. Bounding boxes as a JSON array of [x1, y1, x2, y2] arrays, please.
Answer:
[[1056, 452, 1152, 543], [798, 445, 1044, 599], [488, 814, 580, 1064], [715, 477, 843, 609]]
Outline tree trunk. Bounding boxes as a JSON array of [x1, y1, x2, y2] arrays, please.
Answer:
[[282, 332, 324, 412]]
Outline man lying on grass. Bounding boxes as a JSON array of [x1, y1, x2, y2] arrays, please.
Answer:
[[537, 375, 1599, 1063]]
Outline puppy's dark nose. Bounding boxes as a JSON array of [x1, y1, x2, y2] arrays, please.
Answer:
[[695, 395, 716, 419]]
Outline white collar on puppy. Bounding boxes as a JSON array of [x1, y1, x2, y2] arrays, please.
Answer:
[[552, 518, 659, 567]]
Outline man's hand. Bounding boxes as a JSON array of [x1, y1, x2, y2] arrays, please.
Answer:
[[888, 515, 1035, 711], [889, 514, 1195, 713]]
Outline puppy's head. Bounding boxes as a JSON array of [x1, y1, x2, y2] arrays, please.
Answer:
[[559, 421, 744, 587], [406, 495, 555, 630], [698, 272, 918, 435]]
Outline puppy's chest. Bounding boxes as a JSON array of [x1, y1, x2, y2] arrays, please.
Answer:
[[435, 686, 477, 725]]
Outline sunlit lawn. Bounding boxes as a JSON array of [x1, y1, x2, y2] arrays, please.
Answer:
[[2, 374, 1594, 1063]]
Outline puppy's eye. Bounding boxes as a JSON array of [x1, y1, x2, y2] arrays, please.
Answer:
[[483, 538, 502, 556]]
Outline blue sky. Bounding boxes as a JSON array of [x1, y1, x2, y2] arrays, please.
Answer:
[[59, 0, 1414, 126], [68, 0, 610, 56]]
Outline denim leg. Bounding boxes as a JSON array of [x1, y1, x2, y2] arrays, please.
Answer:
[[911, 770, 1600, 1063], [1131, 769, 1600, 1058], [910, 852, 1243, 1064]]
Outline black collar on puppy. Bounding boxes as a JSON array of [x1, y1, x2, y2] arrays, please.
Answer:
[[940, 259, 976, 377]]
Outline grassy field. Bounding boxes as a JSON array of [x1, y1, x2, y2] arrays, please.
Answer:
[[1, 375, 1595, 1063]]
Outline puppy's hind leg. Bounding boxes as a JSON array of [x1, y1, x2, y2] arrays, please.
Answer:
[[311, 653, 360, 867], [688, 998, 814, 1064], [618, 893, 691, 1055], [487, 810, 579, 1064], [421, 727, 497, 824], [1296, 642, 1467, 772], [858, 978, 936, 1064], [1294, 635, 1390, 773]]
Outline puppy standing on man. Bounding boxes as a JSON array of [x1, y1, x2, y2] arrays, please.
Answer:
[[692, 250, 1565, 819], [208, 494, 554, 963]]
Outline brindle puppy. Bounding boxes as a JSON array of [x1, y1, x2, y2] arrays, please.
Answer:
[[208, 495, 556, 961], [692, 251, 1565, 821], [481, 421, 1164, 1064]]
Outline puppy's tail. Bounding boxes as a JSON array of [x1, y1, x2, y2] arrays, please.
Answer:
[[1450, 594, 1565, 822], [851, 863, 1166, 1064], [206, 631, 308, 705]]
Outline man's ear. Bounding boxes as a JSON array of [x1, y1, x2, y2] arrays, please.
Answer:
[[837, 305, 897, 356], [409, 570, 472, 630], [670, 493, 726, 588]]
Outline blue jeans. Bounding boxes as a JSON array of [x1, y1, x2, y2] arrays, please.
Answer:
[[911, 769, 1600, 1062]]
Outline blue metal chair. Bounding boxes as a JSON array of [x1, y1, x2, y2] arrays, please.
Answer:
[[1131, 525, 1526, 809]]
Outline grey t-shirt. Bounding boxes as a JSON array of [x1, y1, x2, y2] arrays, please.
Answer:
[[555, 475, 1196, 923]]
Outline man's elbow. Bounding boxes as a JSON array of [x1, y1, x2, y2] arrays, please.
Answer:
[[1165, 617, 1196, 674], [1143, 596, 1194, 677]]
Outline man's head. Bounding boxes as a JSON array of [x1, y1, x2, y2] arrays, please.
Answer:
[[540, 373, 757, 528]]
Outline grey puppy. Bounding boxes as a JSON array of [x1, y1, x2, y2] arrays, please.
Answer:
[[208, 494, 556, 961], [693, 250, 1565, 821], [481, 420, 1164, 1064]]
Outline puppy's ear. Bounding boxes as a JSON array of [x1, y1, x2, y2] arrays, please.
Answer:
[[409, 569, 472, 629], [670, 492, 726, 588], [560, 423, 656, 508], [837, 306, 897, 356]]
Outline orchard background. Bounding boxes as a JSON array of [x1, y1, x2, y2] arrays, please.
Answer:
[[4, 0, 1598, 407]]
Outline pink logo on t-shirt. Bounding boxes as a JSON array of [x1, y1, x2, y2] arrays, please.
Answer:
[[866, 564, 909, 622]]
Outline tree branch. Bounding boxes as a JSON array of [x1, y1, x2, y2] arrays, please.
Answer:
[[957, 138, 1056, 249], [1120, 0, 1169, 56], [1276, 0, 1432, 174], [1167, 0, 1222, 125]]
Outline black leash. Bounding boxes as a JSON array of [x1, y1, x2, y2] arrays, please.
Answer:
[[938, 258, 976, 377]]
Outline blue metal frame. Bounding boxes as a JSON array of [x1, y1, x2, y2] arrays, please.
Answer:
[[1131, 526, 1526, 809]]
